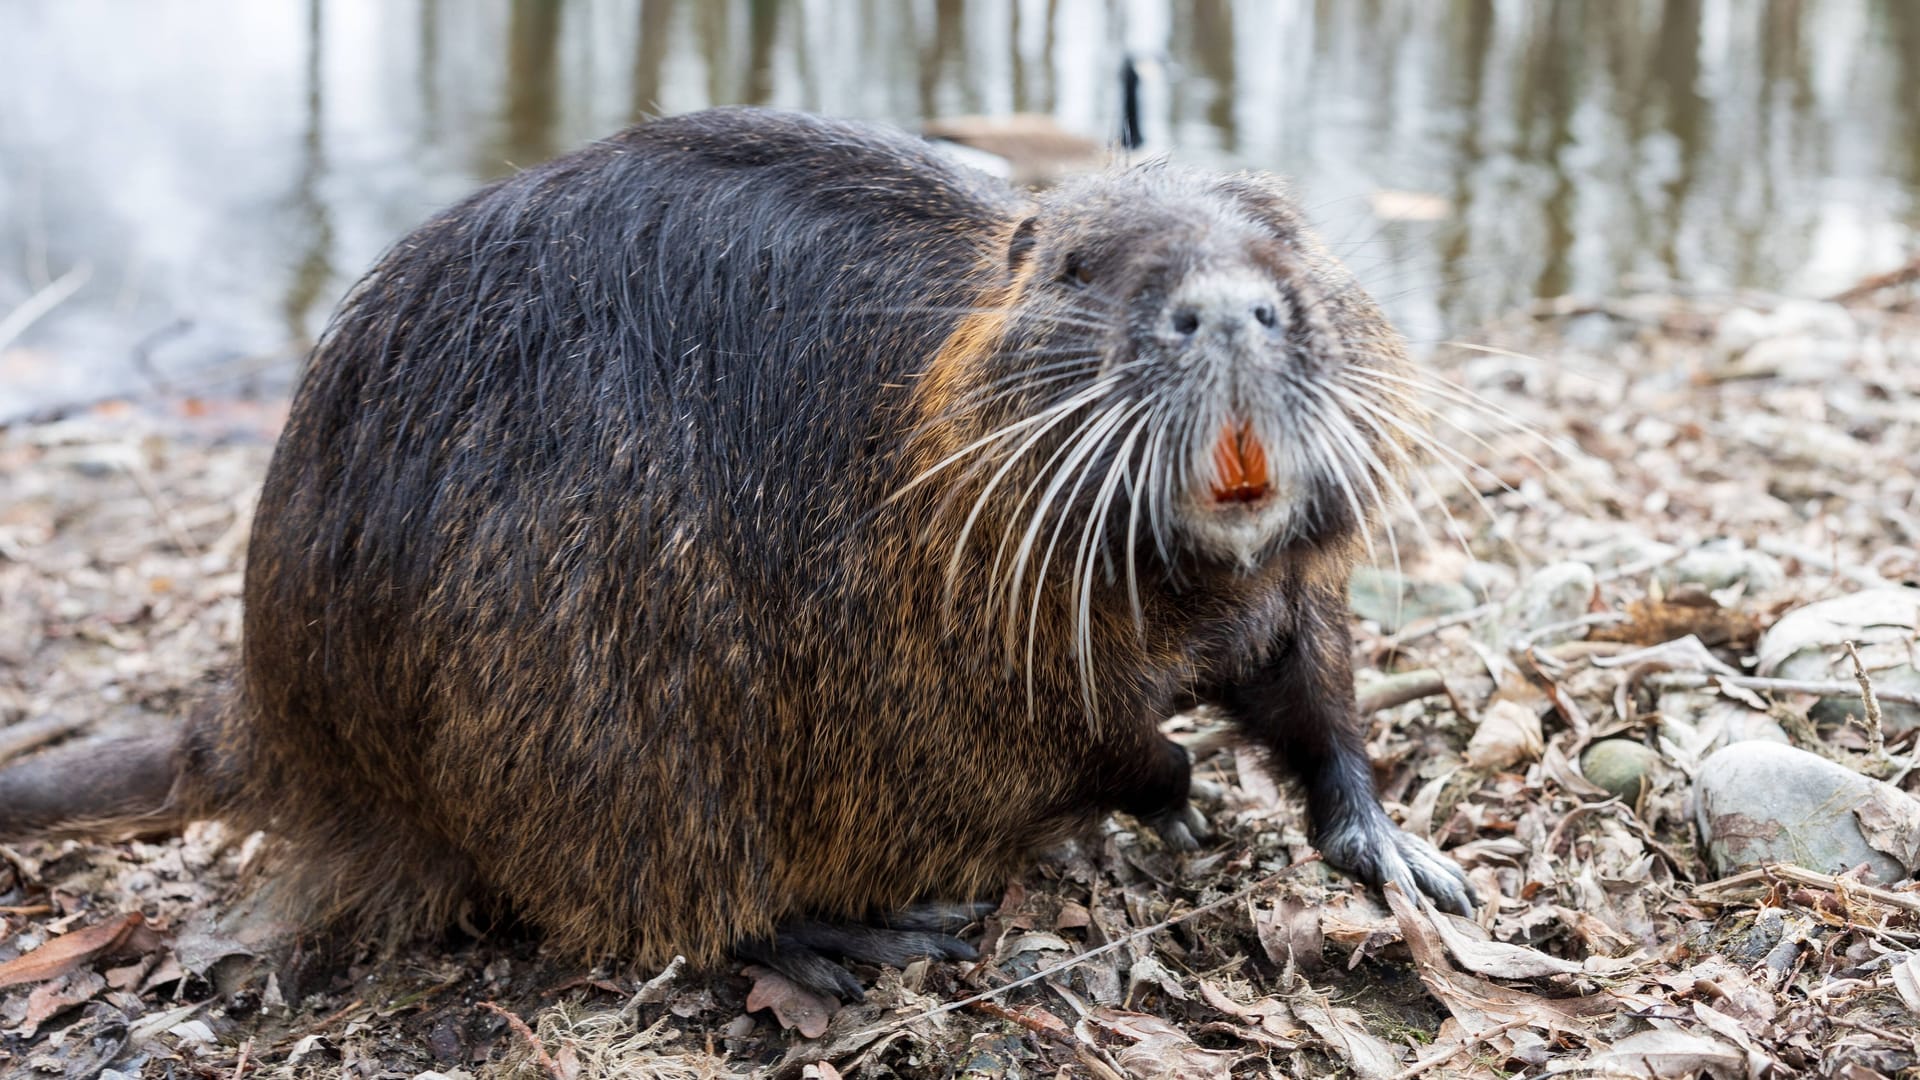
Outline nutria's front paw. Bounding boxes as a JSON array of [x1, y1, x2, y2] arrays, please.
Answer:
[[1318, 810, 1475, 916], [1144, 802, 1213, 852]]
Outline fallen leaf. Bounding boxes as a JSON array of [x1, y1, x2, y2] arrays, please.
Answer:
[[1577, 1028, 1743, 1079], [1854, 794, 1920, 870], [1590, 598, 1758, 649], [1289, 987, 1403, 1080], [1053, 900, 1091, 931], [1252, 896, 1324, 972], [1126, 953, 1189, 1003], [0, 912, 159, 989], [1080, 1008, 1241, 1080], [1426, 909, 1584, 979], [1465, 700, 1545, 771], [16, 969, 106, 1039], [1383, 885, 1620, 1033], [742, 966, 837, 1039], [1892, 954, 1920, 1015]]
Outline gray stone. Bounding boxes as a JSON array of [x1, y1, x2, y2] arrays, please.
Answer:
[[1580, 739, 1662, 803], [1694, 741, 1916, 883], [1658, 693, 1788, 772], [1656, 544, 1786, 593], [1570, 535, 1680, 575], [1496, 561, 1595, 645], [1348, 567, 1477, 633], [1757, 588, 1920, 733]]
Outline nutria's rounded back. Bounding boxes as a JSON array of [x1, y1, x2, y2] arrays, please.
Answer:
[[186, 106, 1469, 979]]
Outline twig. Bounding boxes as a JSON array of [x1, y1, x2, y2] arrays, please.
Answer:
[[1828, 254, 1920, 305], [0, 264, 91, 354], [1374, 602, 1497, 652], [1844, 641, 1887, 758], [1372, 550, 1682, 653], [1358, 670, 1448, 715], [1510, 612, 1626, 654], [1389, 1017, 1529, 1080], [853, 856, 1319, 1039], [1696, 863, 1920, 914], [970, 1000, 1125, 1080], [479, 1001, 563, 1080], [620, 954, 686, 1018], [120, 460, 203, 557], [0, 716, 87, 766], [232, 1037, 252, 1080], [1754, 537, 1897, 590], [1644, 671, 1920, 708], [272, 997, 366, 1050]]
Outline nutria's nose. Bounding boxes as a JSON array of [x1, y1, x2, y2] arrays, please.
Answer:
[[1164, 272, 1287, 342]]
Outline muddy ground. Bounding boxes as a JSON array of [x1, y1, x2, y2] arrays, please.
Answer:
[[1, 275, 1918, 1079]]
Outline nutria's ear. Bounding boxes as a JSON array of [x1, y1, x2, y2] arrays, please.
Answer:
[[1219, 175, 1305, 244], [1007, 216, 1039, 271]]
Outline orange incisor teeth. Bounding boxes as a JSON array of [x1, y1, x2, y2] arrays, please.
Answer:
[[1210, 419, 1271, 504]]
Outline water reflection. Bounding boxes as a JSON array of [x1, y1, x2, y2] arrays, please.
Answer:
[[0, 0, 1913, 419]]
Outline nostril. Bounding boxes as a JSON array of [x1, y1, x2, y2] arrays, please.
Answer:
[[1170, 308, 1200, 336], [1253, 303, 1277, 329]]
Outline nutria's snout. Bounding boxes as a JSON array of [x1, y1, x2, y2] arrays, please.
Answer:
[[1157, 271, 1291, 355]]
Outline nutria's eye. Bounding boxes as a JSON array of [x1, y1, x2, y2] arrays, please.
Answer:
[[1060, 253, 1094, 287]]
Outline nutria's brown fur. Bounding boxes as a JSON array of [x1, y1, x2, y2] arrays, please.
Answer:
[[1, 107, 1470, 996]]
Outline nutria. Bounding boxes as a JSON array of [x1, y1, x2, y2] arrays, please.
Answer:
[[0, 107, 1472, 998]]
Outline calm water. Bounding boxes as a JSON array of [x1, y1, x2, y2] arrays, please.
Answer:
[[2, 0, 1916, 419]]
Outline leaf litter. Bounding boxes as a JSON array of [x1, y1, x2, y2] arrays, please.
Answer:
[[0, 281, 1918, 1076]]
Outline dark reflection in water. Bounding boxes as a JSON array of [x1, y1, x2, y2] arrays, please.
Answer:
[[0, 0, 1914, 419]]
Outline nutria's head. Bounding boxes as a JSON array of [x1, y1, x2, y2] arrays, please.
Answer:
[[911, 166, 1419, 590]]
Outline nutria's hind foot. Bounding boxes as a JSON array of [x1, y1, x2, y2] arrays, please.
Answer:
[[875, 899, 998, 932], [1318, 806, 1476, 916], [738, 903, 992, 1000]]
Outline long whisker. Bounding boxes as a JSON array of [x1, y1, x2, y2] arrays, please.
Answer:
[[1019, 400, 1134, 727], [939, 380, 1122, 608], [1335, 386, 1499, 559], [891, 379, 1115, 504], [986, 399, 1120, 626], [1071, 402, 1153, 720]]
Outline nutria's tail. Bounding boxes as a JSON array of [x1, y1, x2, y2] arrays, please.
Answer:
[[0, 731, 189, 840]]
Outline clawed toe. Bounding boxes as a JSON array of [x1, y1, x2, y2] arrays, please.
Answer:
[[1145, 802, 1212, 852], [735, 936, 866, 1001], [877, 900, 997, 933], [736, 903, 990, 1001], [1319, 811, 1477, 915]]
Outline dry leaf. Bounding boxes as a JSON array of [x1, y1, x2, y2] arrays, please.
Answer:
[[1854, 794, 1920, 870], [1289, 988, 1403, 1080], [16, 969, 106, 1039], [1383, 884, 1618, 1034], [1579, 1028, 1743, 1079], [1466, 700, 1545, 771], [1426, 909, 1585, 979], [741, 965, 837, 1039], [1126, 953, 1189, 1003], [1081, 1008, 1241, 1080], [1891, 954, 1920, 1015], [1252, 896, 1324, 971], [0, 912, 160, 989]]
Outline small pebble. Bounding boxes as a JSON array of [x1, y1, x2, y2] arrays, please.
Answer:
[[1580, 739, 1662, 803]]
